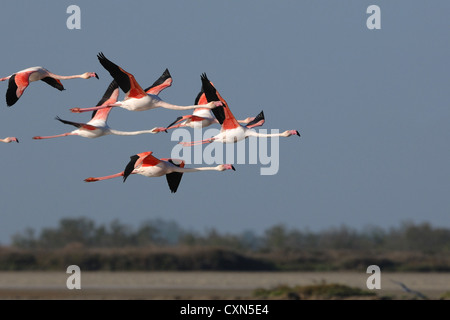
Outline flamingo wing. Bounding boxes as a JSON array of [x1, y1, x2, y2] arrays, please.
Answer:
[[97, 52, 146, 99], [165, 116, 186, 129], [194, 89, 206, 105], [55, 116, 97, 130], [123, 154, 140, 182], [201, 73, 239, 130], [144, 69, 173, 95], [41, 77, 65, 91], [123, 152, 161, 182], [164, 159, 185, 193], [91, 80, 119, 119], [6, 75, 20, 106], [245, 110, 265, 128]]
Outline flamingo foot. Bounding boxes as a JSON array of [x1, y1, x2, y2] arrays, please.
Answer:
[[84, 177, 98, 182]]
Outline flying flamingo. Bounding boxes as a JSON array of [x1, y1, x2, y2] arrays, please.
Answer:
[[152, 87, 262, 132], [32, 78, 166, 140], [84, 151, 235, 193], [70, 52, 222, 113], [179, 74, 300, 146], [0, 137, 19, 143], [0, 67, 98, 106]]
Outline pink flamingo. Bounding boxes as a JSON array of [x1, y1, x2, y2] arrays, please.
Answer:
[[84, 151, 235, 193], [0, 67, 98, 106], [70, 53, 222, 113], [179, 74, 300, 146]]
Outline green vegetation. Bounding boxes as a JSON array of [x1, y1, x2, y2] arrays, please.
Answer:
[[253, 282, 378, 300], [0, 217, 449, 271]]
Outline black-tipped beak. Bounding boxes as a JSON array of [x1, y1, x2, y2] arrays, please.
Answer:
[[164, 129, 168, 133], [16, 138, 19, 143], [231, 165, 236, 171], [95, 73, 99, 79], [296, 130, 300, 137]]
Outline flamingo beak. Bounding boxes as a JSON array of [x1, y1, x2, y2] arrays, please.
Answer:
[[296, 130, 300, 137], [223, 164, 236, 171], [94, 73, 99, 79]]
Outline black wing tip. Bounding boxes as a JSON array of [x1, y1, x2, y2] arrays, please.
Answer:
[[163, 68, 171, 77], [123, 154, 139, 182], [6, 74, 19, 106], [166, 116, 183, 129], [6, 100, 16, 107], [200, 73, 209, 82]]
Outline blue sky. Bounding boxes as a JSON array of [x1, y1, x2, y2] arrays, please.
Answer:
[[0, 1, 449, 244]]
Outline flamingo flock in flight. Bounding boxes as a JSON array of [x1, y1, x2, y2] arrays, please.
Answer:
[[1, 52, 300, 192]]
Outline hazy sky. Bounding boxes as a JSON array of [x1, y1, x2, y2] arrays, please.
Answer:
[[0, 1, 449, 244]]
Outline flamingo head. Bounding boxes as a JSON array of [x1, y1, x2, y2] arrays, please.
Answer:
[[151, 127, 168, 133], [284, 130, 300, 137], [5, 137, 19, 143], [219, 164, 236, 171], [83, 72, 99, 79]]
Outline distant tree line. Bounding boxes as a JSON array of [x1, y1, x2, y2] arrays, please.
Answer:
[[10, 217, 450, 253], [2, 218, 450, 271]]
